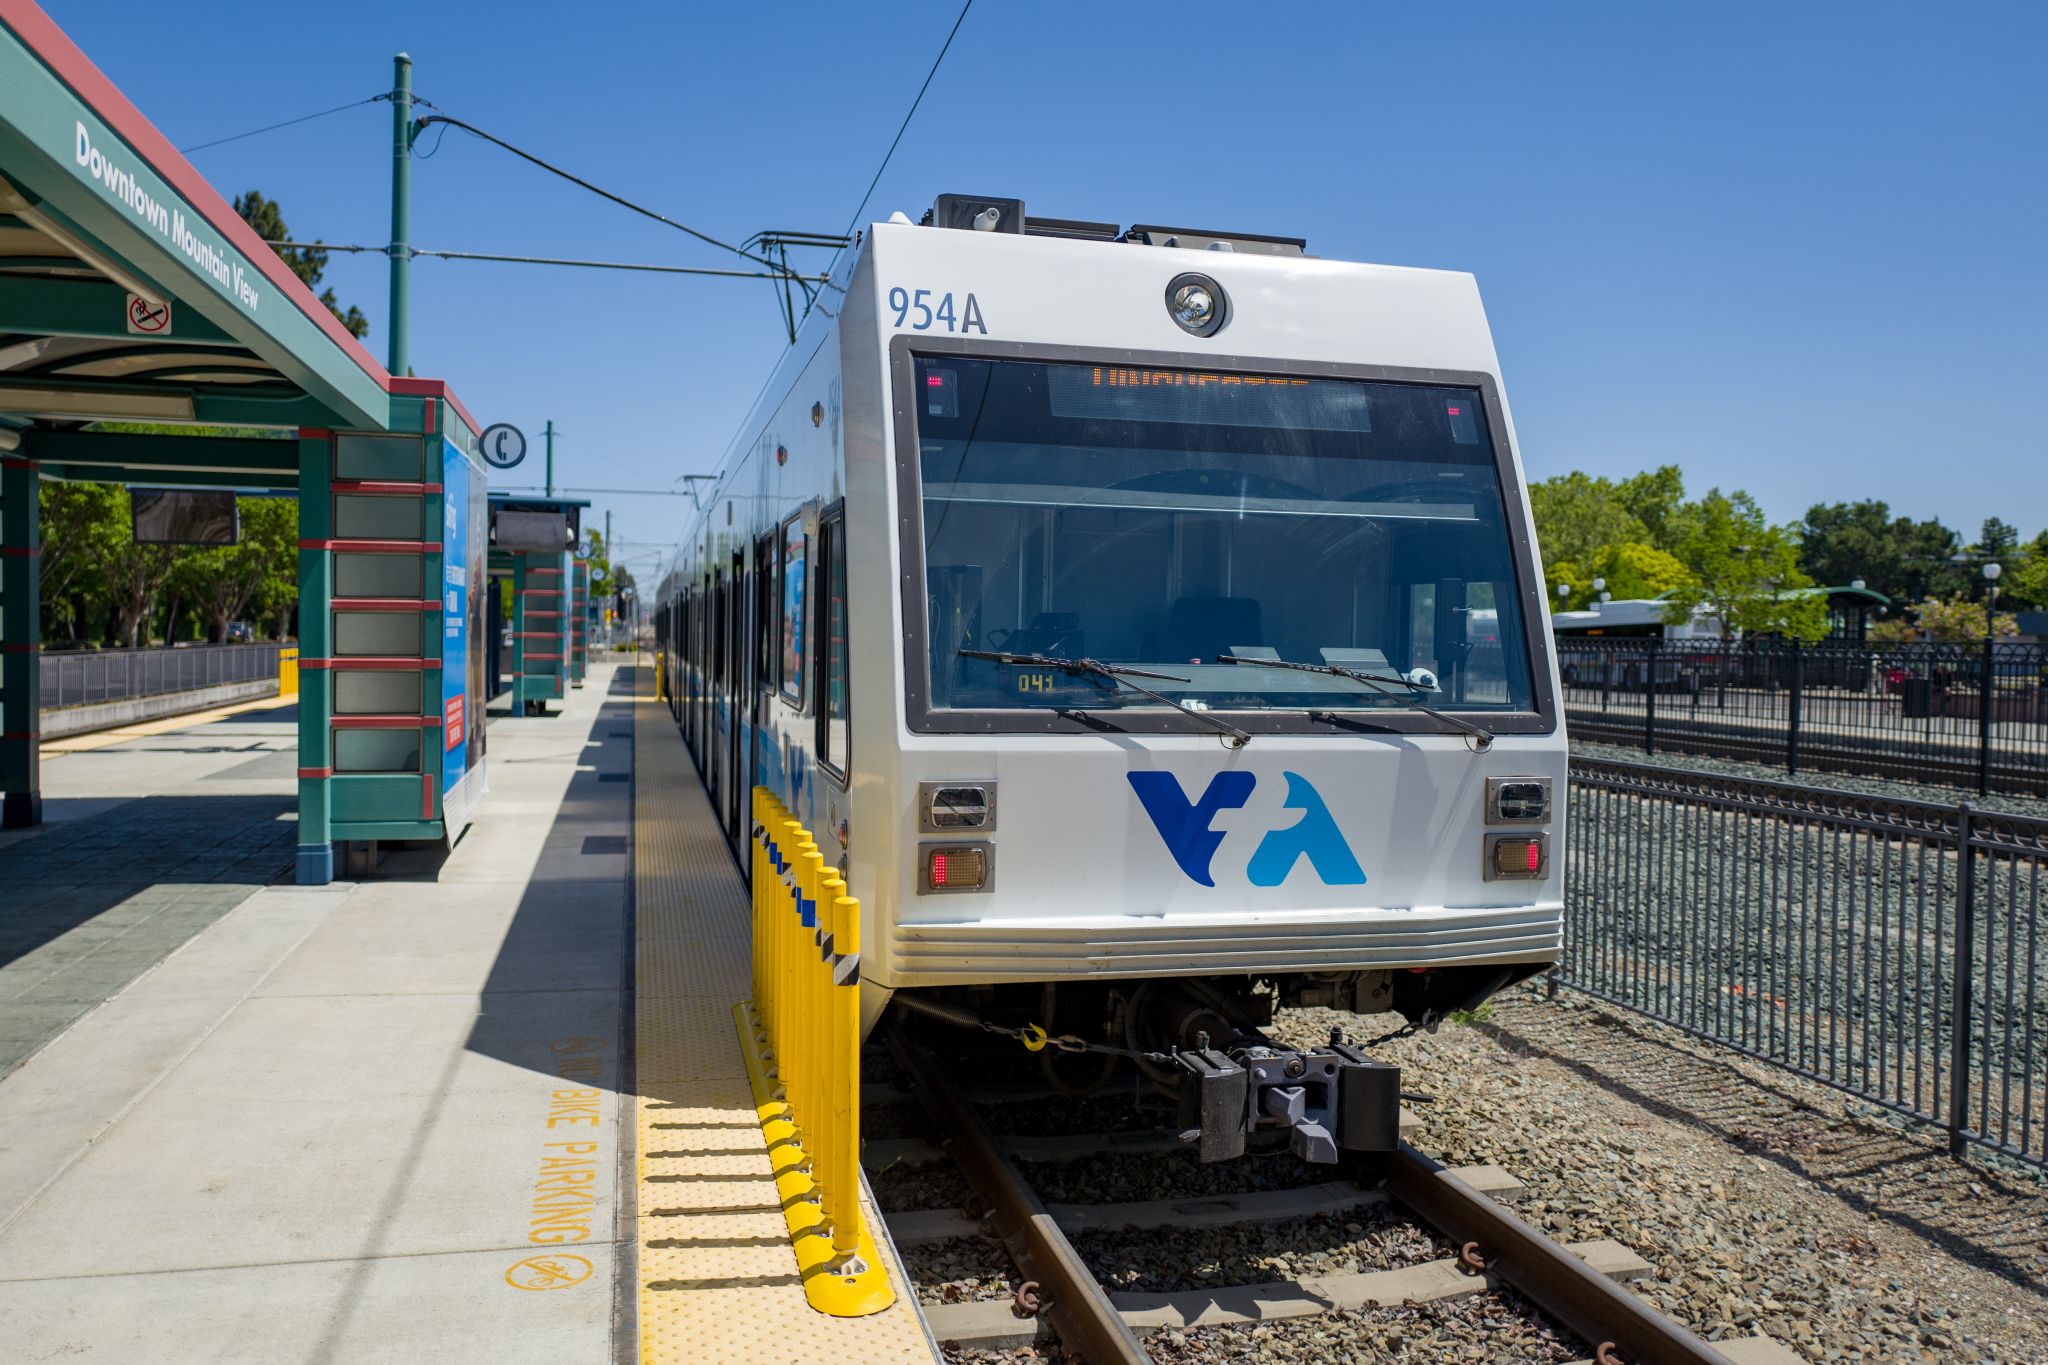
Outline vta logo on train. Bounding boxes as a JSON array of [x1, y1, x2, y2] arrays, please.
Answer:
[[1128, 771, 1366, 888]]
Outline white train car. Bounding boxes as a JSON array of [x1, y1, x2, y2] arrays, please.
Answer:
[[655, 196, 1564, 1161]]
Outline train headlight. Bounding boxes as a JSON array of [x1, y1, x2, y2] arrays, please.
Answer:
[[918, 781, 995, 832], [1483, 833, 1548, 881], [1166, 272, 1226, 337], [1485, 777, 1551, 823], [921, 841, 994, 894]]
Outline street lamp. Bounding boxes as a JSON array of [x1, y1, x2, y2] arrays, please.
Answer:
[[1593, 575, 1610, 604], [1985, 561, 2002, 630], [1556, 582, 1572, 610]]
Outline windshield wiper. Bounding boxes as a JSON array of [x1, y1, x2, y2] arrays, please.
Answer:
[[960, 649, 1251, 748], [1216, 654, 1494, 750]]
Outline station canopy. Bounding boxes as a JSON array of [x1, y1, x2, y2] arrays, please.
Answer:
[[0, 0, 469, 487]]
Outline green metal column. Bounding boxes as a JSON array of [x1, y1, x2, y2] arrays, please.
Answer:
[[1, 454, 41, 828], [511, 553, 528, 710], [296, 432, 334, 883], [387, 53, 414, 377]]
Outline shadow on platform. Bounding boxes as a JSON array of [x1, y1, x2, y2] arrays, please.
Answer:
[[0, 793, 294, 972], [461, 667, 637, 1088]]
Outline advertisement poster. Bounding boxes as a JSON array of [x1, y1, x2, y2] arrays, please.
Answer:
[[441, 438, 488, 835]]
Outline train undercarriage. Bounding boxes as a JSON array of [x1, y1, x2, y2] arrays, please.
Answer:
[[889, 962, 1549, 1165]]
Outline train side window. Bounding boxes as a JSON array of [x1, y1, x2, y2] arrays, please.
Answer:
[[817, 512, 850, 777], [756, 533, 779, 695], [780, 516, 806, 706]]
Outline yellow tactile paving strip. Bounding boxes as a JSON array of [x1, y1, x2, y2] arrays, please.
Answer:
[[631, 668, 937, 1364], [40, 690, 296, 758]]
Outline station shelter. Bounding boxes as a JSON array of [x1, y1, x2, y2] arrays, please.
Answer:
[[571, 555, 590, 687], [487, 494, 584, 715], [0, 1, 490, 884]]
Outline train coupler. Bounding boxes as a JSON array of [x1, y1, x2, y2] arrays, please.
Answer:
[[1175, 1040, 1400, 1164]]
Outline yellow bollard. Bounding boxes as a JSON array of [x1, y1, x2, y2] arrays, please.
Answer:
[[727, 805, 894, 1316], [815, 871, 843, 1208], [278, 647, 299, 698], [796, 840, 824, 1147], [745, 789, 761, 1015], [827, 885, 862, 1257], [774, 813, 804, 1083]]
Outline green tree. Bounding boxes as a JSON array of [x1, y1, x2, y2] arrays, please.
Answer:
[[1798, 500, 1965, 603], [75, 487, 178, 647], [1906, 597, 2019, 642], [2005, 530, 2048, 610], [1663, 489, 1828, 640], [1543, 557, 1588, 612], [1527, 471, 1651, 576], [1613, 466, 1687, 551], [578, 528, 613, 594], [1973, 516, 2021, 563], [1592, 541, 1693, 602], [232, 190, 369, 339], [38, 482, 118, 644], [173, 496, 297, 641]]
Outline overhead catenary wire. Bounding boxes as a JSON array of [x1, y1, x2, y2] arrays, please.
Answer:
[[679, 0, 976, 509], [259, 241, 823, 283], [411, 113, 782, 272], [821, 0, 975, 284], [179, 94, 390, 154]]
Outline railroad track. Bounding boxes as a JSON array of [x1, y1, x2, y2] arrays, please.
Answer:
[[874, 1025, 1801, 1365]]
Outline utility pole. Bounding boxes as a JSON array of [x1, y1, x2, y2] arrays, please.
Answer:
[[544, 420, 555, 497], [387, 53, 414, 376]]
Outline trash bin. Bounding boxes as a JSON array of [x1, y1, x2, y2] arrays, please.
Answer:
[[1901, 677, 1933, 718]]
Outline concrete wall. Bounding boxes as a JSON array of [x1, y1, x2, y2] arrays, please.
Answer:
[[40, 679, 280, 739]]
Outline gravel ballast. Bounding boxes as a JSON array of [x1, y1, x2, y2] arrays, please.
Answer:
[[911, 986, 2048, 1362], [1573, 739, 2048, 820]]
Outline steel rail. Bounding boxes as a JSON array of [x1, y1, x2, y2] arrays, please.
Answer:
[[885, 1025, 1151, 1365], [1381, 1142, 1735, 1365]]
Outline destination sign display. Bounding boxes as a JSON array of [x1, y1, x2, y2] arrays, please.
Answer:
[[1046, 364, 1373, 433]]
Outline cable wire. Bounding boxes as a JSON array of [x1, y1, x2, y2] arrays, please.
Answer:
[[413, 114, 780, 271], [827, 0, 974, 268], [179, 94, 389, 154], [258, 241, 821, 283]]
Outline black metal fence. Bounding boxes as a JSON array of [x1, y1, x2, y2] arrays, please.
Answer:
[[1560, 755, 2048, 1170], [1558, 637, 2048, 796], [41, 643, 283, 709]]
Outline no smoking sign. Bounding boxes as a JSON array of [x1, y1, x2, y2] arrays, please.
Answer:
[[125, 293, 172, 336]]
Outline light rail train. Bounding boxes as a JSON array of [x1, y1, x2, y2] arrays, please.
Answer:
[[654, 195, 1565, 1162]]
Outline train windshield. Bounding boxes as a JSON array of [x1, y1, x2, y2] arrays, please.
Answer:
[[910, 355, 1536, 717]]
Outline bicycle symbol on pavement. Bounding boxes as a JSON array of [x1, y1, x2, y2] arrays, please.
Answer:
[[504, 1253, 594, 1291]]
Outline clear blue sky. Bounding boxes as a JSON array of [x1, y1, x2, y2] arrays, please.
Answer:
[[43, 0, 2047, 582]]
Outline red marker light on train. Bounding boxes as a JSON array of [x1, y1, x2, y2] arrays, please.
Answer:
[[1484, 834, 1546, 881], [921, 843, 991, 893]]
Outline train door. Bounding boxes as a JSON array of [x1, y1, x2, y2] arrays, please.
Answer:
[[712, 570, 730, 803], [696, 581, 711, 773], [725, 550, 745, 841], [753, 532, 777, 802]]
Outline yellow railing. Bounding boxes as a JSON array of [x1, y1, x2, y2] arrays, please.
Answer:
[[732, 786, 894, 1317]]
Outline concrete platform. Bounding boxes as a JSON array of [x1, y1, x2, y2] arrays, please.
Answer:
[[0, 661, 941, 1364], [0, 670, 635, 1362], [0, 693, 299, 1073]]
